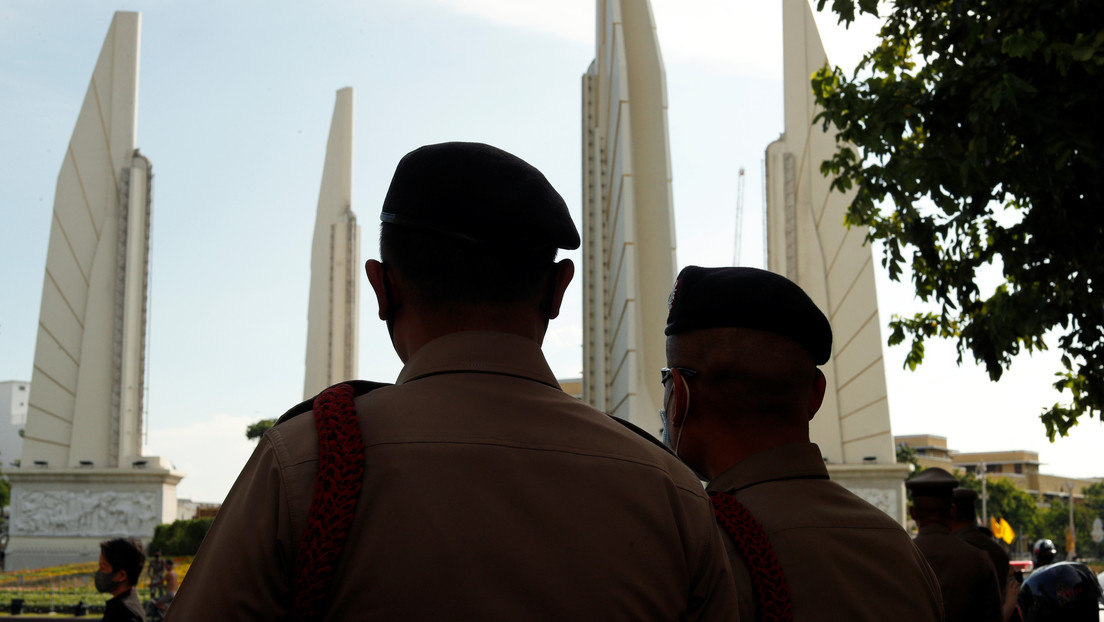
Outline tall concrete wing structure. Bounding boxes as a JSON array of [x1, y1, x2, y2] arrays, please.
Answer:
[[582, 0, 676, 436], [7, 12, 182, 569], [765, 0, 908, 522], [303, 87, 359, 399]]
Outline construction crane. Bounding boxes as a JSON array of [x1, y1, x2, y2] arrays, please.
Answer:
[[733, 167, 746, 266]]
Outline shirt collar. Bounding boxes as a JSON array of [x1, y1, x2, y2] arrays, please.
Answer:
[[396, 330, 561, 389], [917, 523, 952, 536], [706, 442, 829, 493]]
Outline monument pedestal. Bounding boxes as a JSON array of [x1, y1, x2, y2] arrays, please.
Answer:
[[828, 462, 912, 526], [4, 458, 183, 570]]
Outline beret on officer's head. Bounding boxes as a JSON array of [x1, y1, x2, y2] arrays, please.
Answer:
[[380, 142, 580, 250], [664, 266, 833, 365], [953, 487, 979, 504], [905, 467, 958, 498], [953, 487, 979, 515]]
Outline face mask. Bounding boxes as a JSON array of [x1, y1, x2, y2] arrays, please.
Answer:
[[660, 375, 690, 457], [659, 409, 671, 446], [93, 570, 120, 594]]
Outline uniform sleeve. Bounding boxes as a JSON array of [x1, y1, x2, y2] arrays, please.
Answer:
[[685, 495, 741, 621], [164, 434, 296, 621]]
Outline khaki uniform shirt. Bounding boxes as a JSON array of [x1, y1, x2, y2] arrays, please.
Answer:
[[706, 443, 943, 622], [914, 523, 1003, 622], [167, 331, 738, 621]]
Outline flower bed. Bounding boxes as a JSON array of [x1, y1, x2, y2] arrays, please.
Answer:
[[0, 557, 192, 613]]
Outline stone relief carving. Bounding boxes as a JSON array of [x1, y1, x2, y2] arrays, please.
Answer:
[[848, 487, 898, 518], [11, 490, 158, 536]]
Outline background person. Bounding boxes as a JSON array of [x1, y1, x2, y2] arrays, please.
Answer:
[[1016, 561, 1102, 622], [907, 468, 1003, 622], [154, 559, 177, 615], [661, 265, 943, 621], [166, 142, 738, 621], [96, 537, 146, 622], [951, 487, 1018, 620], [1032, 538, 1057, 569]]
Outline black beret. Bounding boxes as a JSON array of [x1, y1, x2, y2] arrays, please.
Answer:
[[953, 487, 978, 503], [380, 142, 580, 250], [952, 487, 979, 515], [905, 467, 958, 498], [664, 266, 833, 365]]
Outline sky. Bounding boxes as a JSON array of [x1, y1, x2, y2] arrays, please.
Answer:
[[1, 0, 1101, 503]]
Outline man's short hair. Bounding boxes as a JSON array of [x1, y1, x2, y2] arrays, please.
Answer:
[[100, 538, 146, 586], [380, 223, 557, 305]]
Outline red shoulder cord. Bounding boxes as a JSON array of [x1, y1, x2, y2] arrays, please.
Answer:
[[292, 383, 365, 622], [709, 491, 794, 622]]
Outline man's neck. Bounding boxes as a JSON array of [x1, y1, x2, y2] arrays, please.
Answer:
[[394, 310, 546, 362], [949, 521, 973, 534], [701, 424, 809, 480]]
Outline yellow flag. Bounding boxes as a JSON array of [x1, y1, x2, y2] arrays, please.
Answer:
[[999, 518, 1015, 545], [1065, 529, 1075, 553], [990, 516, 1003, 540]]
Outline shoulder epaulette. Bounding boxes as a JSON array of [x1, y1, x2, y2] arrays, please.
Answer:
[[276, 379, 391, 425]]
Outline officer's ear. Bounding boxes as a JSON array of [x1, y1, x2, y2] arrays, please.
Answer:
[[365, 259, 395, 321], [807, 368, 827, 421], [543, 259, 574, 320]]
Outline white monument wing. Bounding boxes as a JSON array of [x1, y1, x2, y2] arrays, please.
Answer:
[[303, 87, 360, 399], [24, 11, 148, 469], [582, 0, 676, 436], [764, 0, 910, 524]]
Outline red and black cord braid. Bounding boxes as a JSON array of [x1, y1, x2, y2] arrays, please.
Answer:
[[292, 383, 365, 621], [709, 491, 794, 622]]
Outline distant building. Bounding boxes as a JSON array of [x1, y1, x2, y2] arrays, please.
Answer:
[[177, 499, 221, 521], [0, 381, 29, 468], [558, 378, 583, 401], [895, 434, 1099, 500]]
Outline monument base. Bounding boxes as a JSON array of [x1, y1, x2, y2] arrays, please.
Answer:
[[828, 462, 912, 526], [4, 459, 184, 570]]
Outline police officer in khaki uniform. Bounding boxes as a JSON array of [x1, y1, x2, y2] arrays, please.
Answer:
[[952, 488, 1011, 586], [661, 266, 943, 621], [908, 468, 1003, 622], [166, 143, 738, 621], [952, 486, 1020, 621]]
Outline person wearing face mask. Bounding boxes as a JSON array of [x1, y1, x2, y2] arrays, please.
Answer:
[[96, 537, 146, 622], [661, 266, 943, 622]]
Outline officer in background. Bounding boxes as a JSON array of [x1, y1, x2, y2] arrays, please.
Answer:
[[168, 143, 738, 621], [952, 487, 1018, 620], [908, 468, 1003, 622], [661, 266, 943, 621], [951, 488, 1010, 584]]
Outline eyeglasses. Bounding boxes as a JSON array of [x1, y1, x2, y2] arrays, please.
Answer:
[[660, 367, 699, 386]]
